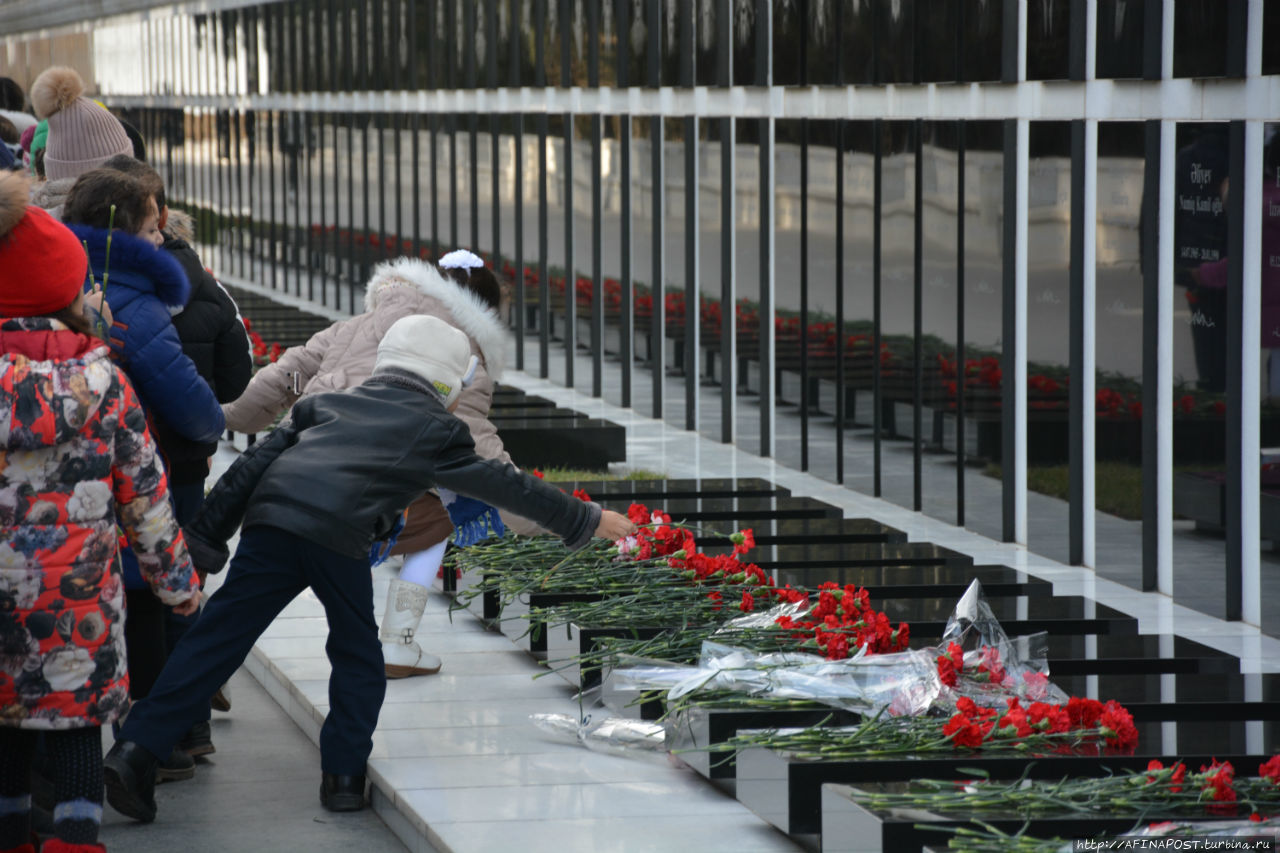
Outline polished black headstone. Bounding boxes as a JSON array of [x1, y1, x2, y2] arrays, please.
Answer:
[[771, 564, 1052, 599], [820, 781, 1269, 853], [755, 542, 973, 570], [739, 720, 1280, 836], [555, 478, 790, 500]]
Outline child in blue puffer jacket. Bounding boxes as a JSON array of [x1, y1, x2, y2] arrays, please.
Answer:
[[59, 168, 226, 781]]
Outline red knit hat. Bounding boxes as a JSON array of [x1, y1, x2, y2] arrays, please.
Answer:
[[0, 171, 88, 316]]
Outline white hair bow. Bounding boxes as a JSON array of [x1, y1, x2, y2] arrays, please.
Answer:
[[439, 249, 486, 274]]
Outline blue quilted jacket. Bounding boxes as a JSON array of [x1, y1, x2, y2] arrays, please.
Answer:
[[68, 225, 225, 446]]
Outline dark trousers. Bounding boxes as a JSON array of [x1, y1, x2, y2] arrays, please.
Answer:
[[163, 481, 207, 653], [123, 588, 168, 699], [119, 526, 385, 776]]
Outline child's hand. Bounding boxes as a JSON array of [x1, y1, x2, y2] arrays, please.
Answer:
[[595, 509, 637, 541], [83, 284, 113, 333], [172, 591, 202, 617]]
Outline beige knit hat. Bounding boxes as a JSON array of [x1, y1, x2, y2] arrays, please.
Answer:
[[29, 67, 132, 182], [373, 315, 479, 408]]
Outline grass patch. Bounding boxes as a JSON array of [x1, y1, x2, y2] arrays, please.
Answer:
[[984, 462, 1219, 521], [985, 462, 1144, 520], [538, 466, 667, 482]]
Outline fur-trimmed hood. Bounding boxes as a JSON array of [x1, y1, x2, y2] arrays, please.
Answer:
[[29, 177, 76, 215], [365, 257, 507, 380], [163, 208, 196, 244], [65, 224, 191, 308]]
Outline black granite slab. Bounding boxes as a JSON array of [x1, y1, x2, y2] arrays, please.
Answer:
[[880, 595, 1138, 638], [754, 543, 974, 570], [1049, 673, 1280, 717], [819, 782, 1268, 853], [672, 673, 1280, 784], [486, 406, 593, 420], [493, 417, 626, 469], [770, 565, 1053, 600], [648, 495, 844, 523], [450, 500, 850, 615], [544, 627, 1242, 694], [489, 387, 554, 406], [695, 517, 908, 547], [498, 565, 1055, 661], [670, 705, 866, 782], [738, 720, 1280, 836], [1043, 634, 1239, 675], [554, 478, 790, 500]]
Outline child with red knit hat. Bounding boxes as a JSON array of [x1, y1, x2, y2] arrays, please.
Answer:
[[0, 171, 200, 853]]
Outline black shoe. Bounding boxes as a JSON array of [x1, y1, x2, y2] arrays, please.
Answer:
[[156, 747, 196, 782], [178, 720, 215, 757], [319, 773, 367, 812], [103, 740, 158, 823], [210, 682, 232, 713]]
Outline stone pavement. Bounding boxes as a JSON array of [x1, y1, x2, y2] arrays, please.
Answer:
[[99, 668, 413, 852]]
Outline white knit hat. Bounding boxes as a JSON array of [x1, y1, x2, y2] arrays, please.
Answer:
[[374, 315, 478, 408]]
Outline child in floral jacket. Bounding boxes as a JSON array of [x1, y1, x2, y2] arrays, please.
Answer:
[[0, 172, 199, 853]]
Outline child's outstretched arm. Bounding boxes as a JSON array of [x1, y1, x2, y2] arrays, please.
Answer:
[[431, 422, 637, 548], [222, 320, 339, 432]]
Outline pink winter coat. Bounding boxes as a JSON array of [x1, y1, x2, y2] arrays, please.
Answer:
[[221, 258, 542, 546]]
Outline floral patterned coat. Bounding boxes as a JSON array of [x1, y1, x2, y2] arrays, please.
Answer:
[[0, 317, 197, 730]]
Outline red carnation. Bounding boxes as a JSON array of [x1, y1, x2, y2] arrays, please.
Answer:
[[1200, 759, 1237, 805], [1260, 755, 1280, 785], [1065, 696, 1104, 729], [730, 528, 756, 554], [937, 656, 959, 687], [943, 713, 988, 749], [1097, 700, 1139, 751]]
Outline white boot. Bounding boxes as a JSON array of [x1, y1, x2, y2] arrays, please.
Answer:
[[380, 579, 442, 678]]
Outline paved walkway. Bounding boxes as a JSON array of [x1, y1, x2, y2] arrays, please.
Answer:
[[100, 668, 412, 852]]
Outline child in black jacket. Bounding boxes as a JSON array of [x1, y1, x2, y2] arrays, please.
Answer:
[[103, 315, 636, 821]]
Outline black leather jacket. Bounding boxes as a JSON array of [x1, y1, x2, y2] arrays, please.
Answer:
[[188, 369, 601, 560]]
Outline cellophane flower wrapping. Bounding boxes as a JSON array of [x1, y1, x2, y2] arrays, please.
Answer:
[[529, 712, 669, 762], [934, 579, 1070, 709], [602, 581, 1066, 721], [601, 639, 940, 718]]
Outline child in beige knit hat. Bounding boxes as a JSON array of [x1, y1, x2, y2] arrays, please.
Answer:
[[27, 67, 133, 217]]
